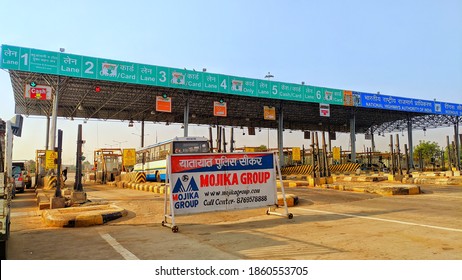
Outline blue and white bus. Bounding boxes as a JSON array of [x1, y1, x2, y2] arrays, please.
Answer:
[[134, 136, 210, 181]]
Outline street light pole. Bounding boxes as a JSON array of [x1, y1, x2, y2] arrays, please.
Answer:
[[113, 140, 127, 148], [132, 133, 149, 148]]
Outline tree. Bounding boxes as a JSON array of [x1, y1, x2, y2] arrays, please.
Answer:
[[82, 160, 92, 171], [256, 145, 268, 152], [26, 159, 36, 173], [414, 141, 441, 167]]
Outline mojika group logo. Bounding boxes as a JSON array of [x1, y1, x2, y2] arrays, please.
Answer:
[[172, 174, 200, 209]]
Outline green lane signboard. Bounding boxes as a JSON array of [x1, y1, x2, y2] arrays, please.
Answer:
[[0, 44, 346, 105]]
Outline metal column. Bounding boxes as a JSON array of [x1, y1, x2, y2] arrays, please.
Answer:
[[74, 124, 83, 192], [54, 129, 63, 198], [277, 105, 284, 168], [371, 131, 376, 152], [45, 115, 50, 150], [350, 112, 356, 162], [141, 119, 145, 148], [183, 98, 189, 137], [407, 118, 414, 169], [454, 117, 460, 170], [48, 77, 60, 150]]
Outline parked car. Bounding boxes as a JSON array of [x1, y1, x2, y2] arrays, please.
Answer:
[[12, 166, 25, 193], [12, 161, 32, 191]]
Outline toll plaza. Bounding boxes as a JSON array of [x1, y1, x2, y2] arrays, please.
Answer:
[[1, 44, 462, 210]]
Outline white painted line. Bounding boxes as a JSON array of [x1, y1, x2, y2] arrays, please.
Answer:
[[424, 194, 462, 199], [296, 207, 462, 233], [100, 233, 139, 260], [11, 211, 39, 217]]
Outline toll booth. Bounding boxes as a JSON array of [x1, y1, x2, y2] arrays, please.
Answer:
[[93, 148, 122, 184], [35, 150, 46, 187]]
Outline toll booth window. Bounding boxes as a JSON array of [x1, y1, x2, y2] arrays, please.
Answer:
[[106, 157, 119, 171]]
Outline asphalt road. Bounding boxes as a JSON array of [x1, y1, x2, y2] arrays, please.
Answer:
[[5, 182, 462, 260]]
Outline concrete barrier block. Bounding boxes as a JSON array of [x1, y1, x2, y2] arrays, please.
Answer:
[[50, 197, 66, 209], [288, 182, 297, 188], [295, 181, 309, 187], [153, 186, 160, 193], [71, 191, 87, 204], [75, 215, 104, 227], [325, 177, 334, 184], [308, 178, 315, 187], [408, 186, 421, 195], [277, 193, 298, 207]]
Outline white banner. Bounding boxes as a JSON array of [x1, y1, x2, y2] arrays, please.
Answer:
[[168, 153, 277, 215]]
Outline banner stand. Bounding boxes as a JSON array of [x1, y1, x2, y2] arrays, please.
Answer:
[[266, 154, 293, 219], [161, 152, 293, 233], [162, 173, 179, 232]]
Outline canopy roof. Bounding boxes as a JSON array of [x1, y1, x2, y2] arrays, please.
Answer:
[[2, 44, 460, 135]]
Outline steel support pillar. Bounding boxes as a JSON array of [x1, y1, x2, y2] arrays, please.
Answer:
[[54, 129, 63, 197], [48, 77, 60, 150], [371, 131, 376, 153], [454, 117, 460, 170], [183, 98, 189, 137], [407, 118, 414, 169], [350, 112, 356, 162], [277, 106, 284, 168], [74, 124, 83, 192], [141, 120, 145, 148], [45, 115, 50, 150]]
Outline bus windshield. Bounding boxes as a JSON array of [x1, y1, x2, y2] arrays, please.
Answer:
[[173, 141, 209, 154]]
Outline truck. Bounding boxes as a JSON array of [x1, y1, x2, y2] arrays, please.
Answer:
[[1, 115, 23, 259]]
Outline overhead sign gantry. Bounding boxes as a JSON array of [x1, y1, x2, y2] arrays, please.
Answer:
[[2, 44, 461, 116], [1, 44, 461, 167]]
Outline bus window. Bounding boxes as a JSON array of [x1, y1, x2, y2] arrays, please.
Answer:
[[173, 141, 210, 154], [201, 143, 209, 153], [154, 146, 159, 161]]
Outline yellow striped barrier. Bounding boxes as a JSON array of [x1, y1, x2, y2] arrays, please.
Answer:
[[329, 163, 361, 173], [46, 175, 57, 190], [135, 172, 146, 183]]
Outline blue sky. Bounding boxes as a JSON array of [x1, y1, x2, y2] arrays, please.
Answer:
[[1, 0, 461, 164]]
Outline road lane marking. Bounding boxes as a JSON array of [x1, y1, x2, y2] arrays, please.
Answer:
[[296, 207, 462, 233], [100, 233, 139, 260], [11, 211, 39, 217]]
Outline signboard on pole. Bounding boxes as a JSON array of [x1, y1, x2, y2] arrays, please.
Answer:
[[213, 101, 227, 117], [122, 149, 136, 166], [45, 150, 57, 169], [292, 147, 301, 161], [168, 153, 277, 215], [333, 147, 341, 161], [263, 106, 276, 120], [156, 96, 172, 113], [24, 84, 52, 100], [320, 103, 330, 117]]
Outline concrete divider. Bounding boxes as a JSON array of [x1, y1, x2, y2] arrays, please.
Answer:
[[277, 193, 298, 207], [41, 204, 127, 227]]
